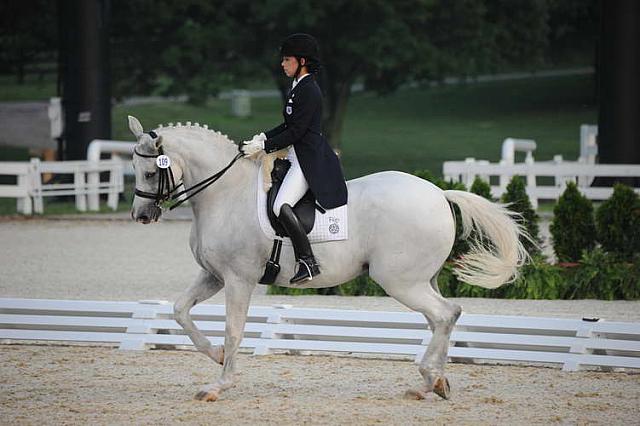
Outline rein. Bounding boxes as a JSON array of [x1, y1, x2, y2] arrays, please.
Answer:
[[133, 143, 243, 211]]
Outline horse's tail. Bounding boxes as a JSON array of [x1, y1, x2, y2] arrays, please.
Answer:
[[443, 190, 530, 289]]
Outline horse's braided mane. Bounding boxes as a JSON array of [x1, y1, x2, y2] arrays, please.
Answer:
[[152, 122, 236, 147]]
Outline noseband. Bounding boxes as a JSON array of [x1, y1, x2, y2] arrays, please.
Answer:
[[133, 132, 243, 210]]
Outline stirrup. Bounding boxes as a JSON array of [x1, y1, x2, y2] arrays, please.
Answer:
[[290, 258, 320, 284]]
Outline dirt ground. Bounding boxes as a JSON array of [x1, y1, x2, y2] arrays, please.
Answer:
[[1, 344, 639, 426]]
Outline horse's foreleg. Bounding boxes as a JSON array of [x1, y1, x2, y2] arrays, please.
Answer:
[[195, 277, 254, 402], [174, 269, 225, 364]]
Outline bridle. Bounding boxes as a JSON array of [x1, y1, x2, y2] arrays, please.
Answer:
[[133, 132, 243, 211]]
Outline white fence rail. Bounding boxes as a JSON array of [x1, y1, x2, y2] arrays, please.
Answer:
[[0, 161, 39, 214], [443, 160, 640, 208], [86, 139, 135, 210], [1, 298, 639, 372], [0, 157, 124, 214], [441, 127, 640, 208]]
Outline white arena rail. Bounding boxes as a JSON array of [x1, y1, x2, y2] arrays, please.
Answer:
[[31, 158, 124, 213], [0, 161, 39, 214], [1, 298, 639, 372], [86, 139, 135, 211], [443, 160, 640, 208]]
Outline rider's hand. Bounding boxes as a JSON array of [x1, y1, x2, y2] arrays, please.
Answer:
[[240, 137, 265, 157], [253, 132, 266, 142]]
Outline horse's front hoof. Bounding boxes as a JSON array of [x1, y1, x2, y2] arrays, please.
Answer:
[[195, 390, 219, 402], [433, 376, 451, 400]]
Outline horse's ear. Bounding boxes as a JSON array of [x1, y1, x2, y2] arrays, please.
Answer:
[[128, 115, 144, 138], [154, 135, 163, 149]]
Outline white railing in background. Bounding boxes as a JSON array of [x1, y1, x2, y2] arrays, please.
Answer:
[[31, 158, 124, 213], [86, 139, 135, 211], [0, 161, 39, 214], [1, 298, 638, 372], [444, 160, 640, 208], [0, 158, 124, 214], [501, 138, 537, 165], [443, 128, 640, 208]]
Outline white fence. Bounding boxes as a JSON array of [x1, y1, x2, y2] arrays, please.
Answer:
[[443, 129, 639, 208], [0, 157, 124, 214], [1, 298, 639, 372], [443, 160, 640, 208], [86, 139, 135, 210], [0, 161, 39, 214]]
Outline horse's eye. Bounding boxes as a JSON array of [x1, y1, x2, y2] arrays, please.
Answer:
[[144, 171, 156, 179]]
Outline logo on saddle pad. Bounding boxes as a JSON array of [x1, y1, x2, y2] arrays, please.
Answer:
[[328, 217, 340, 234]]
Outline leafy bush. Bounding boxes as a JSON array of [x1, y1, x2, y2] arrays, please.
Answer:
[[550, 182, 596, 262], [470, 177, 493, 200], [596, 183, 640, 261], [495, 255, 565, 299], [500, 176, 540, 254], [563, 248, 640, 300]]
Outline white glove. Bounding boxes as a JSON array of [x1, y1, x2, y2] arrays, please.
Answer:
[[253, 132, 266, 142], [241, 137, 265, 156]]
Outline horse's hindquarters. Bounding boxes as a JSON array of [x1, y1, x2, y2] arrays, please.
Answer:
[[345, 172, 455, 287]]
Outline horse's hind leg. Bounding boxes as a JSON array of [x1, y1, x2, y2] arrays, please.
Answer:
[[174, 269, 225, 364], [383, 281, 461, 400]]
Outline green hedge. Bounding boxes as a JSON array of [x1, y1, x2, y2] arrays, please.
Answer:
[[550, 181, 596, 262], [435, 250, 640, 300]]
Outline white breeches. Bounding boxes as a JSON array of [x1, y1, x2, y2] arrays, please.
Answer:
[[273, 147, 309, 217]]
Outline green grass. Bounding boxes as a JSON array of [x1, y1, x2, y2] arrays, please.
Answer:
[[114, 74, 596, 179], [0, 75, 57, 101]]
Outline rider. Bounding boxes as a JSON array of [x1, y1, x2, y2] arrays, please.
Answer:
[[241, 33, 348, 284]]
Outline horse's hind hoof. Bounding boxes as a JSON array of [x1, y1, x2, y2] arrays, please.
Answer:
[[195, 390, 219, 402], [404, 388, 429, 400], [433, 377, 451, 400]]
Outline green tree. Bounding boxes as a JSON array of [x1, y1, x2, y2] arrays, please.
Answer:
[[501, 176, 539, 254], [550, 181, 596, 263], [470, 177, 493, 200], [595, 183, 640, 261], [0, 0, 58, 83]]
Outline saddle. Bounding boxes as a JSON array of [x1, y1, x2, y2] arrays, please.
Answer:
[[266, 158, 316, 237]]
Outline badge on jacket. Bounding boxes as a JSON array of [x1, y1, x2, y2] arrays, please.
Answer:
[[286, 105, 292, 115]]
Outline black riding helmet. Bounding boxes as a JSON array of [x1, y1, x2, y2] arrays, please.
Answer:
[[280, 33, 321, 76]]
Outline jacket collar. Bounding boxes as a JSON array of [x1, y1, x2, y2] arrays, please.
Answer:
[[289, 74, 314, 96]]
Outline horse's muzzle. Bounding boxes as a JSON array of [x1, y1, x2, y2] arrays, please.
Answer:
[[132, 205, 162, 224]]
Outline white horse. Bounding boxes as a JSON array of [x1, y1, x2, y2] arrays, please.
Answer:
[[128, 115, 528, 401]]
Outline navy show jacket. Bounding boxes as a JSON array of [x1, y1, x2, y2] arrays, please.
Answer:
[[264, 75, 348, 209]]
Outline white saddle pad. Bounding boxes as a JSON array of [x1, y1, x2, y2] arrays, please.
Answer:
[[257, 166, 348, 244]]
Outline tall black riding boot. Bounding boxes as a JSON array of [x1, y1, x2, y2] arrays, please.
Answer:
[[278, 204, 321, 283]]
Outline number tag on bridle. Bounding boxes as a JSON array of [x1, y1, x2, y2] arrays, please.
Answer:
[[156, 155, 171, 169]]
